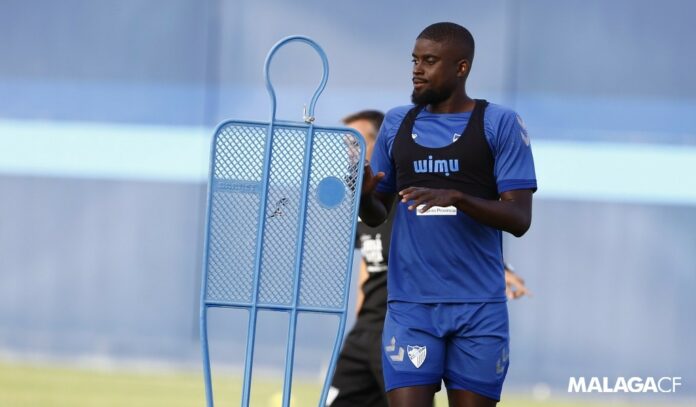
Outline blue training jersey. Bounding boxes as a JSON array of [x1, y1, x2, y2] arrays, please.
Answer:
[[370, 103, 537, 303]]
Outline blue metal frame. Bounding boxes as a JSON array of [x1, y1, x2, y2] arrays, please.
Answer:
[[264, 35, 329, 125], [200, 35, 365, 407]]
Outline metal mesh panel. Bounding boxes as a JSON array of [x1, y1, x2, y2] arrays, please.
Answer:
[[299, 130, 361, 309], [258, 127, 307, 305], [205, 123, 266, 303], [204, 122, 362, 309]]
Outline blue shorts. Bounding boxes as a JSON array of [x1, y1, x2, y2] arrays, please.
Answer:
[[382, 301, 509, 401]]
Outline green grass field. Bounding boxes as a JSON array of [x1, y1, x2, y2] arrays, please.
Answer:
[[0, 361, 685, 407]]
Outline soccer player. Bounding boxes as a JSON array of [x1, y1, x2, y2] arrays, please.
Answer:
[[359, 22, 536, 407], [329, 102, 533, 406]]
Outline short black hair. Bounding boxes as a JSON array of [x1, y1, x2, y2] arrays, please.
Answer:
[[417, 22, 475, 62], [342, 110, 385, 135]]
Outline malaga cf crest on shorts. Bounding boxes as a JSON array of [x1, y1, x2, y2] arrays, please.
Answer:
[[407, 345, 427, 368]]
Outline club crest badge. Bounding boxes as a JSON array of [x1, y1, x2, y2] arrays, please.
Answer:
[[407, 345, 427, 368]]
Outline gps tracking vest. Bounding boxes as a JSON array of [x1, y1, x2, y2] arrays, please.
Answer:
[[393, 99, 499, 200]]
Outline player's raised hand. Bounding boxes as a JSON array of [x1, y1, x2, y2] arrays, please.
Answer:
[[361, 161, 385, 196], [399, 187, 460, 213]]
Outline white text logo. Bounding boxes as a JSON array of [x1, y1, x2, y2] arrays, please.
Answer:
[[568, 377, 682, 393]]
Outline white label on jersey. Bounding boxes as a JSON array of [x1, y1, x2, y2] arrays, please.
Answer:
[[326, 386, 339, 405], [359, 233, 385, 270], [416, 205, 457, 216]]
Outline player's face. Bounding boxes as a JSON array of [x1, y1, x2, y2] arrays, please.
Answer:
[[411, 39, 463, 105]]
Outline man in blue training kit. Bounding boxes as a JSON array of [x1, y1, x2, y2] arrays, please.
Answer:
[[359, 22, 537, 407]]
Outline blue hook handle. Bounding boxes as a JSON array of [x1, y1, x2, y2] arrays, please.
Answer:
[[264, 35, 329, 124]]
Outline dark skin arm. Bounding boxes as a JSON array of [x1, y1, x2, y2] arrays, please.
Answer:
[[358, 163, 397, 227], [399, 187, 533, 237]]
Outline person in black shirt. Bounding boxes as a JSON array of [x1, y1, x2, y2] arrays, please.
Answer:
[[327, 110, 391, 407], [327, 110, 530, 407]]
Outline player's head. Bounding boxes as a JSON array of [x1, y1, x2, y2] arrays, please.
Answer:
[[411, 22, 475, 106], [342, 110, 384, 160]]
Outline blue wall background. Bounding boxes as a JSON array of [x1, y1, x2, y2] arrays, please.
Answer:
[[1, 0, 695, 401], [3, 0, 696, 142]]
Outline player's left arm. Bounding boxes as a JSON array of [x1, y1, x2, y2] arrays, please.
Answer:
[[399, 188, 532, 237]]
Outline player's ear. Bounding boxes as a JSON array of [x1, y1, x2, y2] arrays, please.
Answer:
[[457, 59, 470, 78]]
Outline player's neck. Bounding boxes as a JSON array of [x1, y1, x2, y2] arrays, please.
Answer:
[[427, 90, 474, 114]]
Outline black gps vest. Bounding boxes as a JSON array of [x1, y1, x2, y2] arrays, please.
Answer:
[[393, 99, 499, 200]]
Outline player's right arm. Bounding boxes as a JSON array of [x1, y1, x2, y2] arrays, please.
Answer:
[[358, 108, 400, 227], [358, 163, 396, 227]]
